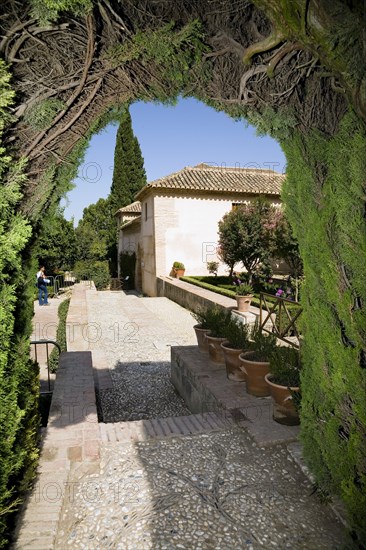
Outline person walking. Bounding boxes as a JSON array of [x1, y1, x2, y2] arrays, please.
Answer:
[[36, 266, 50, 306]]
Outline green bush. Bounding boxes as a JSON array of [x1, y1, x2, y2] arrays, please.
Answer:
[[49, 298, 70, 373], [74, 260, 110, 290], [282, 112, 366, 539], [204, 306, 232, 338], [247, 320, 278, 362], [223, 317, 250, 350], [181, 276, 281, 310], [269, 346, 302, 387], [235, 283, 253, 296]]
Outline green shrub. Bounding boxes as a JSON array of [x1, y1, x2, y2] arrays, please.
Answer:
[[269, 346, 302, 387], [173, 261, 185, 269], [191, 307, 210, 329], [281, 112, 366, 539], [235, 283, 253, 296], [223, 317, 250, 349], [247, 320, 278, 362], [49, 298, 70, 373], [74, 260, 110, 290], [206, 261, 219, 276], [204, 306, 232, 338], [181, 276, 281, 310]]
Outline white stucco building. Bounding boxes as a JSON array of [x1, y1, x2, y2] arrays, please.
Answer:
[[116, 163, 285, 296]]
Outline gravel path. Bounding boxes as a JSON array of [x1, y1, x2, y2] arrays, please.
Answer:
[[56, 429, 346, 549], [54, 289, 348, 549], [86, 292, 197, 422]]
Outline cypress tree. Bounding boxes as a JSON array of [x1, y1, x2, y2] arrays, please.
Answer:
[[110, 107, 147, 211]]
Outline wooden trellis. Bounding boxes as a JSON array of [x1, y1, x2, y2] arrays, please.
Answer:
[[259, 293, 303, 348]]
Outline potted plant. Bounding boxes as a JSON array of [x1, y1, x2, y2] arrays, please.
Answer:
[[221, 317, 250, 381], [235, 283, 254, 312], [265, 346, 301, 425], [191, 307, 211, 353], [205, 307, 232, 364], [172, 261, 185, 278], [239, 321, 277, 396]]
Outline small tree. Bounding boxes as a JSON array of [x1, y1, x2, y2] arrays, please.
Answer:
[[274, 211, 303, 301], [207, 261, 219, 276], [274, 211, 303, 278], [218, 198, 278, 283]]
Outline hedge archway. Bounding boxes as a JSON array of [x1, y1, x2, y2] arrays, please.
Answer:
[[0, 0, 365, 544]]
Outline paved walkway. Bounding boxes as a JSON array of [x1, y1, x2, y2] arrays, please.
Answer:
[[19, 285, 346, 549]]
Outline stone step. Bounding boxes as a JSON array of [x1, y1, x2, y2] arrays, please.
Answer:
[[99, 412, 233, 443]]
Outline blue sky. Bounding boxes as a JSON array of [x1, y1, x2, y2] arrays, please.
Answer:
[[61, 97, 286, 225]]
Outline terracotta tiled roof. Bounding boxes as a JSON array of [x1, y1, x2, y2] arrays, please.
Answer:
[[121, 215, 141, 229], [135, 163, 284, 200], [116, 201, 141, 214]]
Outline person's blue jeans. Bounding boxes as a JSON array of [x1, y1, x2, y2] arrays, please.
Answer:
[[38, 284, 48, 305]]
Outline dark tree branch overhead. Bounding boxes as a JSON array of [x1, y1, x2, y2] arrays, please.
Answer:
[[0, 0, 362, 212]]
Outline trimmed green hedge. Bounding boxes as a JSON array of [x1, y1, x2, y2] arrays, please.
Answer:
[[181, 275, 281, 310], [49, 298, 70, 373], [282, 112, 366, 540], [0, 60, 39, 547]]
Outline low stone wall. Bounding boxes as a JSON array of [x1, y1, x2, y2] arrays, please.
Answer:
[[171, 346, 300, 447], [157, 276, 259, 326]]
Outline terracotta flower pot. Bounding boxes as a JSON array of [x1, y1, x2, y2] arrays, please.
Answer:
[[193, 324, 210, 353], [239, 352, 270, 397], [206, 335, 226, 364], [265, 374, 300, 425], [174, 268, 185, 279], [221, 341, 246, 381], [235, 295, 253, 312]]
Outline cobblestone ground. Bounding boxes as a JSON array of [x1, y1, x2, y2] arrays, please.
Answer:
[[56, 431, 345, 549], [86, 293, 196, 421], [55, 291, 347, 549]]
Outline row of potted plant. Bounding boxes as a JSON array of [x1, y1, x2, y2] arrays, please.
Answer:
[[192, 307, 301, 426]]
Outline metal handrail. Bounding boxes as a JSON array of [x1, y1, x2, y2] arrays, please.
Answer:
[[31, 339, 61, 393]]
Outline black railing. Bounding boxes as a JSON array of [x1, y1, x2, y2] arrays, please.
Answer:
[[31, 339, 61, 393]]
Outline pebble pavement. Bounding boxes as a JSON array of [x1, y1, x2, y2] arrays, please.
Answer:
[[55, 290, 346, 549]]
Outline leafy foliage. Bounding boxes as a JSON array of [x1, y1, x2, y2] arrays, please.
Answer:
[[203, 306, 232, 338], [0, 60, 37, 546], [74, 260, 110, 290], [235, 283, 253, 296], [173, 261, 185, 270], [110, 107, 147, 212], [75, 198, 115, 263], [281, 111, 366, 539], [247, 320, 278, 362], [107, 21, 208, 99], [24, 99, 65, 131], [274, 211, 303, 278], [218, 198, 280, 283], [35, 209, 77, 271], [206, 261, 219, 276], [269, 346, 302, 387], [223, 317, 250, 350], [49, 298, 70, 373], [30, 0, 92, 23]]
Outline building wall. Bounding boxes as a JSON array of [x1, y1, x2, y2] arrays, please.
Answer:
[[153, 193, 281, 279], [133, 191, 282, 296], [139, 195, 156, 296]]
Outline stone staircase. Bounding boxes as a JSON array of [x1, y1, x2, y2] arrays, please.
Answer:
[[99, 412, 233, 444]]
